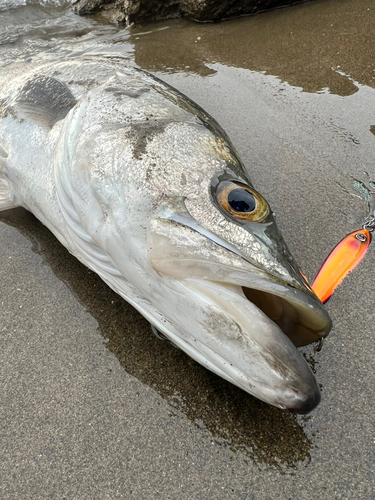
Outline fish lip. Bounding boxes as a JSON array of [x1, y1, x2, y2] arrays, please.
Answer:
[[274, 391, 321, 414]]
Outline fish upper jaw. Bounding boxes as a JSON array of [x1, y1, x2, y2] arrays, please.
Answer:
[[152, 195, 321, 301]]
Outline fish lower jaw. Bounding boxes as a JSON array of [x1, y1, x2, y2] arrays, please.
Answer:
[[161, 327, 319, 414], [150, 322, 297, 411], [172, 278, 322, 412], [109, 270, 324, 412]]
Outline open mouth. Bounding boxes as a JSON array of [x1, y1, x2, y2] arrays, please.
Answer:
[[148, 225, 332, 348], [242, 286, 330, 348]]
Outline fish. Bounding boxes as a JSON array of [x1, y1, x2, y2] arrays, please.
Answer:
[[312, 228, 371, 303], [0, 56, 331, 413]]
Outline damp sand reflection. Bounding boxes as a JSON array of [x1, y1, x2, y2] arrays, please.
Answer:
[[131, 0, 375, 96]]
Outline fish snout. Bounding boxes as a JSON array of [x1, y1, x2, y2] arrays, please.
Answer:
[[273, 366, 321, 414], [286, 386, 321, 414]]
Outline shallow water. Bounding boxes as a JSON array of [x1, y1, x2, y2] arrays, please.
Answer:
[[0, 0, 374, 498]]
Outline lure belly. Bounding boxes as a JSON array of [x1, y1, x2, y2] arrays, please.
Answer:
[[312, 229, 371, 303]]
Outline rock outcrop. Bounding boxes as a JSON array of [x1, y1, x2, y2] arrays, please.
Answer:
[[72, 0, 311, 24]]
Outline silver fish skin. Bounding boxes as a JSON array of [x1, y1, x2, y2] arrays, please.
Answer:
[[0, 57, 331, 414]]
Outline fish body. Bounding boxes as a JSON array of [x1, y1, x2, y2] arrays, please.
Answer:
[[0, 57, 331, 413]]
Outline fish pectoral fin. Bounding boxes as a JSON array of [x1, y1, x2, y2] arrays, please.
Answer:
[[11, 75, 77, 128], [0, 178, 18, 211]]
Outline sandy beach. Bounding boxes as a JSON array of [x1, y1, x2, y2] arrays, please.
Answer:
[[0, 0, 374, 497]]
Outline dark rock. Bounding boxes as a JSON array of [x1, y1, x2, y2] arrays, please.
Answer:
[[180, 0, 305, 22], [72, 0, 113, 16], [71, 0, 311, 24]]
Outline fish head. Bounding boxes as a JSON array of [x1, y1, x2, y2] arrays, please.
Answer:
[[142, 124, 331, 413]]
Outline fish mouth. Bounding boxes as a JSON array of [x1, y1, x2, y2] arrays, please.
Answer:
[[148, 257, 331, 413], [187, 273, 332, 349], [150, 249, 331, 349], [241, 281, 331, 348], [180, 277, 329, 413]]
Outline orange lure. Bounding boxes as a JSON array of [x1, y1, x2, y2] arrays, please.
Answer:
[[312, 229, 371, 304]]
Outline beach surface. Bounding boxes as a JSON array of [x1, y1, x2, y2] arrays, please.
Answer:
[[0, 0, 374, 497]]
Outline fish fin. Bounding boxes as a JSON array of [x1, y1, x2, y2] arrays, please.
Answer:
[[0, 178, 17, 211], [11, 75, 77, 128]]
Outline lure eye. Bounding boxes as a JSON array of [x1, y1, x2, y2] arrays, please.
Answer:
[[355, 232, 367, 242], [216, 181, 270, 222]]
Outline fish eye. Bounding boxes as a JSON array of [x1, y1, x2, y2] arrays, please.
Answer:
[[216, 180, 270, 222]]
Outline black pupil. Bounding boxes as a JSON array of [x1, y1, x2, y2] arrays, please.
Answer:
[[228, 188, 256, 213]]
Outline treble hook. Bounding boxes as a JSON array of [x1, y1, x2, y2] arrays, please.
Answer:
[[362, 212, 375, 232]]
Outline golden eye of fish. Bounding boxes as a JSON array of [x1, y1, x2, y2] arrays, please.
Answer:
[[216, 181, 270, 222]]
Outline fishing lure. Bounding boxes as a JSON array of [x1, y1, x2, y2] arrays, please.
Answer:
[[312, 215, 375, 303]]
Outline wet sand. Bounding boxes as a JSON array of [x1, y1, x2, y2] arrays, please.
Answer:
[[0, 0, 374, 498]]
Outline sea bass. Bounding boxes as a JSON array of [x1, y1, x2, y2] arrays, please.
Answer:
[[0, 57, 331, 413]]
